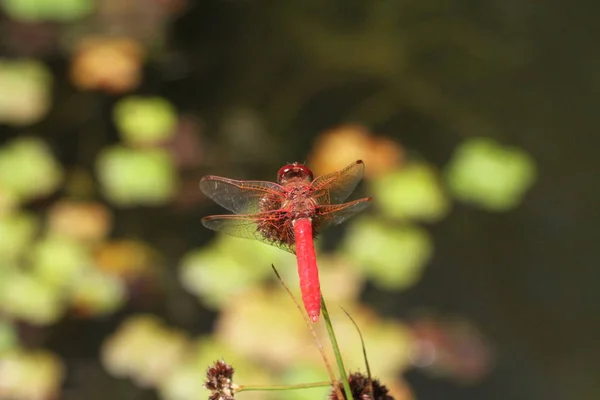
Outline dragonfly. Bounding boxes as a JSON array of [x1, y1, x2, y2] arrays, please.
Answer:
[[199, 160, 372, 322]]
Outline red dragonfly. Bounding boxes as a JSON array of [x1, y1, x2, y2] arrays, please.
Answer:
[[199, 160, 371, 322]]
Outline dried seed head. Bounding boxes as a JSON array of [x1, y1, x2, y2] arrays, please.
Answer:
[[329, 372, 394, 400], [204, 359, 236, 400]]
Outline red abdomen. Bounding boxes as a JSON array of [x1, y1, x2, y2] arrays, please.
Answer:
[[293, 218, 321, 322]]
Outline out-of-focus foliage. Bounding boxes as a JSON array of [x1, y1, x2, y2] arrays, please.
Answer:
[[445, 137, 537, 211], [373, 162, 450, 222], [0, 137, 62, 200], [96, 146, 178, 206], [70, 36, 144, 93], [0, 270, 65, 324], [70, 267, 127, 317], [47, 201, 112, 242], [0, 321, 18, 354], [114, 96, 178, 146], [0, 211, 38, 261], [343, 218, 433, 290], [103, 316, 275, 400], [32, 235, 92, 289], [93, 240, 158, 280], [308, 125, 405, 178], [1, 0, 94, 22], [0, 60, 52, 125], [102, 315, 190, 388], [0, 0, 546, 398], [171, 338, 274, 400], [179, 235, 293, 308], [0, 349, 64, 400]]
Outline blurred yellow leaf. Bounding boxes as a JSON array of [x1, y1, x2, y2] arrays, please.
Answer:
[[0, 349, 65, 400]]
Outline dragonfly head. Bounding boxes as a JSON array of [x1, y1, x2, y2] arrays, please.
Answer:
[[277, 163, 313, 185]]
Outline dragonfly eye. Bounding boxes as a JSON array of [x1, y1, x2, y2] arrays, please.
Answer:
[[277, 163, 314, 183]]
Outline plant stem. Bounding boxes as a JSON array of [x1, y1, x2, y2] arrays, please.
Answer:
[[321, 295, 353, 400], [271, 265, 338, 387], [237, 381, 331, 392]]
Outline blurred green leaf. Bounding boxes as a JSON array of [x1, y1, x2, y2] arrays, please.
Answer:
[[96, 146, 178, 206], [31, 235, 91, 290], [342, 218, 432, 290], [179, 233, 294, 308], [0, 271, 65, 324], [180, 247, 245, 308], [372, 163, 450, 222], [179, 238, 289, 309], [0, 137, 63, 200], [0, 211, 39, 262], [113, 96, 178, 146], [0, 59, 52, 126], [214, 234, 294, 271], [0, 320, 18, 354], [445, 137, 537, 210], [69, 268, 127, 316], [1, 0, 94, 22]]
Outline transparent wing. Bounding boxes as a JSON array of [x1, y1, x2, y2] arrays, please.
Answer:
[[314, 197, 372, 233], [310, 160, 366, 205], [199, 176, 285, 214], [201, 212, 295, 254]]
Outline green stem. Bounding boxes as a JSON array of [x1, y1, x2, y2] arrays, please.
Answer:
[[321, 295, 353, 399], [237, 381, 331, 392]]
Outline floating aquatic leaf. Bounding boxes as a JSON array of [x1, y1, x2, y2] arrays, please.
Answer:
[[445, 137, 537, 210], [0, 211, 38, 262], [69, 268, 127, 317], [373, 163, 450, 222], [179, 246, 278, 309], [101, 315, 189, 388], [114, 96, 178, 146], [70, 37, 144, 93], [31, 235, 91, 290], [47, 200, 112, 242], [2, 0, 94, 22], [96, 146, 178, 206], [342, 218, 432, 290], [309, 124, 403, 178], [216, 287, 312, 367], [0, 59, 52, 125], [0, 271, 65, 324], [179, 233, 294, 308], [0, 137, 63, 200], [0, 321, 18, 354], [94, 240, 158, 280], [0, 349, 65, 400]]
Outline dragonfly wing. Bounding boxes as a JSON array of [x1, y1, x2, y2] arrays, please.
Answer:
[[310, 160, 365, 205], [199, 176, 285, 214], [314, 197, 372, 232], [202, 212, 296, 254]]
